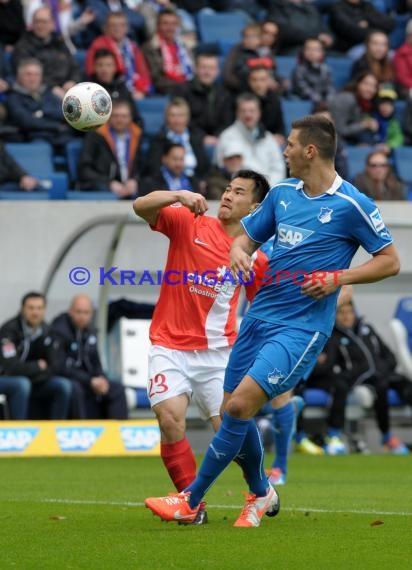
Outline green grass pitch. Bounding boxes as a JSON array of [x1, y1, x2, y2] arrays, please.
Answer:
[[0, 454, 410, 569]]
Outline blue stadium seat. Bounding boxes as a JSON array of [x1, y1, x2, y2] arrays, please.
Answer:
[[67, 191, 117, 200], [393, 146, 412, 186], [281, 99, 312, 133], [138, 96, 169, 137], [302, 388, 332, 407], [65, 139, 83, 184], [390, 296, 412, 380], [346, 145, 375, 181], [275, 56, 297, 81], [326, 56, 352, 90], [390, 14, 408, 49], [196, 11, 249, 44]]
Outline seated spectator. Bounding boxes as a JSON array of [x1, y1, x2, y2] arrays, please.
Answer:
[[85, 11, 152, 100], [246, 65, 285, 144], [354, 150, 406, 200], [0, 291, 72, 420], [0, 46, 19, 141], [12, 6, 81, 98], [260, 19, 289, 94], [87, 48, 142, 126], [329, 0, 395, 58], [84, 0, 146, 45], [328, 71, 379, 145], [291, 37, 335, 104], [6, 58, 73, 148], [268, 0, 334, 55], [142, 7, 194, 95], [206, 144, 244, 200], [173, 52, 234, 146], [0, 142, 40, 192], [0, 0, 26, 49], [393, 19, 412, 99], [24, 0, 96, 54], [140, 141, 201, 196], [77, 100, 141, 197], [223, 23, 273, 94], [297, 290, 410, 455], [372, 87, 404, 152], [351, 31, 395, 89], [215, 92, 286, 186], [312, 101, 349, 180], [51, 294, 128, 420], [144, 97, 210, 182]]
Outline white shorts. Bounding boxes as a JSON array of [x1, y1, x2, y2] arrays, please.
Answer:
[[147, 345, 231, 420]]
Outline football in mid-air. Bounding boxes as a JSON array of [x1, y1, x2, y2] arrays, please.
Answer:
[[62, 82, 112, 131]]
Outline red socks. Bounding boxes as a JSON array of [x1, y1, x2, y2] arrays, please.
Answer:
[[160, 437, 197, 491]]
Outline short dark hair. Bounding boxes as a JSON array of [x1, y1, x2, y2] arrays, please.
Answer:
[[291, 115, 337, 161], [162, 141, 184, 156], [21, 291, 46, 307], [236, 92, 260, 110], [232, 169, 270, 202], [93, 48, 116, 62]]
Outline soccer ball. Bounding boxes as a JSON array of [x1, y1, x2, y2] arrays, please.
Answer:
[[62, 82, 112, 131]]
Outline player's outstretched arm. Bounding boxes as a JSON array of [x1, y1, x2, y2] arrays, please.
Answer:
[[133, 190, 208, 225], [230, 232, 260, 282]]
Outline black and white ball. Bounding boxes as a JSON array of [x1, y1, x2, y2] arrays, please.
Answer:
[[62, 82, 112, 131]]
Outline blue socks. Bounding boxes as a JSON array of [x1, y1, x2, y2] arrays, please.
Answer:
[[271, 401, 295, 474], [185, 412, 252, 509], [235, 420, 267, 497]]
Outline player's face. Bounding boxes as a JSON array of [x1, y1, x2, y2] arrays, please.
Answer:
[[218, 177, 257, 223], [284, 129, 307, 178], [21, 298, 46, 328]]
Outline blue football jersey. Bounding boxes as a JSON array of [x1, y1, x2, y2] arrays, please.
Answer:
[[242, 176, 393, 336]]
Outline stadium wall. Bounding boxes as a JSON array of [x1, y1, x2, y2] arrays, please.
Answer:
[[1, 200, 411, 348]]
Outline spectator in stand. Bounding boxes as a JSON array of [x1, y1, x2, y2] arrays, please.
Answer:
[[291, 37, 335, 104], [206, 144, 244, 200], [142, 7, 194, 95], [246, 65, 285, 144], [215, 92, 286, 186], [260, 19, 289, 95], [12, 6, 81, 98], [372, 86, 404, 152], [51, 294, 128, 420], [85, 11, 152, 100], [351, 31, 395, 88], [393, 19, 412, 99], [144, 97, 210, 183], [0, 142, 40, 192], [24, 0, 96, 54], [6, 58, 73, 148], [140, 141, 201, 196], [77, 100, 142, 197], [84, 0, 146, 45], [0, 291, 72, 420], [0, 0, 26, 48], [223, 23, 273, 95], [173, 52, 234, 147], [328, 71, 379, 145], [329, 0, 395, 58], [267, 0, 334, 55], [354, 150, 406, 200], [87, 48, 142, 126]]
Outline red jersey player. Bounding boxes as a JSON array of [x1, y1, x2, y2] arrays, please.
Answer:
[[133, 170, 270, 524]]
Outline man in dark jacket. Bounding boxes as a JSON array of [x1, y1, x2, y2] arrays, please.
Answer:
[[51, 294, 128, 420], [0, 291, 72, 419]]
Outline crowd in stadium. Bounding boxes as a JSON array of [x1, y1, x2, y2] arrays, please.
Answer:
[[1, 0, 412, 198]]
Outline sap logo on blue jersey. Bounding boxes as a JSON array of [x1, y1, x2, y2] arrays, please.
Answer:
[[369, 208, 385, 232], [56, 427, 104, 452], [277, 223, 314, 249], [0, 428, 39, 452], [120, 426, 160, 451]]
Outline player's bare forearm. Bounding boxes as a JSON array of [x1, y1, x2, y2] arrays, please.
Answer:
[[230, 233, 260, 281], [133, 190, 208, 225], [337, 244, 400, 285]]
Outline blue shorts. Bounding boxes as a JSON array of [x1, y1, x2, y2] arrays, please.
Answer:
[[224, 316, 328, 400]]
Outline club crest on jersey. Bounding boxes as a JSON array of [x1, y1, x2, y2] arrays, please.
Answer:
[[267, 368, 285, 385], [318, 207, 333, 224], [277, 223, 314, 249], [369, 208, 385, 232]]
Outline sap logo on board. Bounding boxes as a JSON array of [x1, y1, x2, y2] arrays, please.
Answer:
[[120, 426, 160, 451], [56, 427, 104, 452], [0, 428, 39, 452]]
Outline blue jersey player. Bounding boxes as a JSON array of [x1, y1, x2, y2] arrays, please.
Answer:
[[145, 115, 400, 528]]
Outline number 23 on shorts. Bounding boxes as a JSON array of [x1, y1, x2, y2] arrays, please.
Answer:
[[148, 373, 169, 398]]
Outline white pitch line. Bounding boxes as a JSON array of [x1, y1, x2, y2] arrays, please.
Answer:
[[36, 498, 412, 517]]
